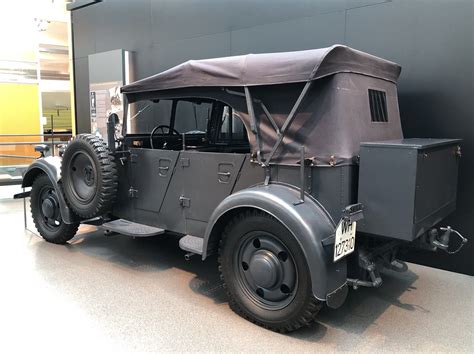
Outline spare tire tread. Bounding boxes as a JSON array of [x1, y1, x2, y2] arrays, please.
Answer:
[[61, 134, 118, 219]]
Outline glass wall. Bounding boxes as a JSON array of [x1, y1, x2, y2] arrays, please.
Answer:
[[0, 0, 72, 186]]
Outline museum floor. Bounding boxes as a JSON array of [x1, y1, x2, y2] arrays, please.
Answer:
[[0, 195, 472, 352]]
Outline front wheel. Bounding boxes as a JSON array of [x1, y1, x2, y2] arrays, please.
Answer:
[[30, 174, 79, 244], [218, 210, 322, 332]]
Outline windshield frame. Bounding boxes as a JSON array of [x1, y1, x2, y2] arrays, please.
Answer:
[[123, 96, 225, 137]]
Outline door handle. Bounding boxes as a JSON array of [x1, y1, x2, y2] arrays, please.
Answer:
[[217, 171, 231, 184], [217, 162, 235, 183], [158, 165, 170, 177]]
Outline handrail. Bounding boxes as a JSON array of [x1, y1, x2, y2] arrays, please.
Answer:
[[0, 133, 71, 187], [0, 133, 72, 137], [0, 128, 73, 187], [0, 154, 37, 159], [0, 141, 66, 146], [0, 177, 23, 186]]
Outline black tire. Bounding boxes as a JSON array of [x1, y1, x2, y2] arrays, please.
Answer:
[[30, 174, 79, 244], [61, 134, 117, 219], [218, 210, 322, 333]]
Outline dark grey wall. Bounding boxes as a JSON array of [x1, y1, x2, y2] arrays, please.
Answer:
[[71, 0, 473, 275]]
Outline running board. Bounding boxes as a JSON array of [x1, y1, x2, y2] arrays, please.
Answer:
[[179, 235, 203, 255], [101, 219, 165, 237]]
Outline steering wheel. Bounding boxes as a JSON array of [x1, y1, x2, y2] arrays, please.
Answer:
[[150, 125, 180, 149]]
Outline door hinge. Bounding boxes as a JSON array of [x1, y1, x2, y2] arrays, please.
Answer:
[[128, 187, 138, 198], [179, 195, 190, 207]]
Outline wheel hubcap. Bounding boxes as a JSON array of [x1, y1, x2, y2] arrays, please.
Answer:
[[38, 187, 61, 230], [69, 151, 97, 203], [248, 250, 281, 288], [83, 165, 94, 186], [41, 197, 56, 218], [236, 232, 297, 310]]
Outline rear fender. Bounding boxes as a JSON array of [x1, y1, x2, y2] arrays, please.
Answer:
[[21, 157, 78, 224], [203, 183, 348, 307]]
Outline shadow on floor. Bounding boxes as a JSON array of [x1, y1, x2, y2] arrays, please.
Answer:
[[33, 227, 423, 341]]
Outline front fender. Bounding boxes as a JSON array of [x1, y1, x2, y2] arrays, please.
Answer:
[[22, 157, 78, 224], [203, 183, 347, 306]]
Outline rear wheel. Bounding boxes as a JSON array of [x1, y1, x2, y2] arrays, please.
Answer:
[[218, 210, 322, 332], [30, 174, 79, 244]]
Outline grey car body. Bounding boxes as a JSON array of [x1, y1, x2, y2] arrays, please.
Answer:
[[20, 45, 464, 332]]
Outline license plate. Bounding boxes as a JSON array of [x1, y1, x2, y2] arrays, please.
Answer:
[[333, 220, 356, 262]]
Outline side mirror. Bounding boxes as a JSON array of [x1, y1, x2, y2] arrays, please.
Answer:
[[34, 144, 50, 158]]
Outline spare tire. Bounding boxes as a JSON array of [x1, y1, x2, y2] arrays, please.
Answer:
[[61, 134, 118, 219]]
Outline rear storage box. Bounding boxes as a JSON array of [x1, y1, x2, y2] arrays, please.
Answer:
[[358, 138, 461, 241]]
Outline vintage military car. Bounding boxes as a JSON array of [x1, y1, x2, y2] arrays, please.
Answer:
[[17, 45, 467, 332]]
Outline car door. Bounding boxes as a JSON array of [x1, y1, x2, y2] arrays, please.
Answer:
[[179, 151, 246, 236], [130, 148, 180, 214], [154, 99, 248, 236]]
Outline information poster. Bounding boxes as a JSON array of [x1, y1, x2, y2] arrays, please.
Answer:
[[89, 81, 123, 142]]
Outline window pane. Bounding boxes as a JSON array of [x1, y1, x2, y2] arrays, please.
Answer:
[[217, 106, 246, 142], [130, 99, 172, 133], [219, 106, 231, 140], [174, 100, 211, 134], [232, 112, 245, 140]]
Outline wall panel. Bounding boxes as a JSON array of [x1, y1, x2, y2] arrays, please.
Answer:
[[70, 0, 473, 274], [230, 11, 345, 55], [0, 83, 41, 165], [346, 0, 473, 274]]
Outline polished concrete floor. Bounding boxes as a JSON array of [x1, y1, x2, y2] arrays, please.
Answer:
[[0, 194, 472, 352]]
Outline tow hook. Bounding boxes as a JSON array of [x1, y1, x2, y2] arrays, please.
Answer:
[[347, 250, 383, 290], [347, 263, 383, 290], [431, 226, 468, 254]]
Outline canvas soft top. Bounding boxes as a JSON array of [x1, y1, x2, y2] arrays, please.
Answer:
[[121, 45, 404, 166], [121, 45, 401, 97]]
